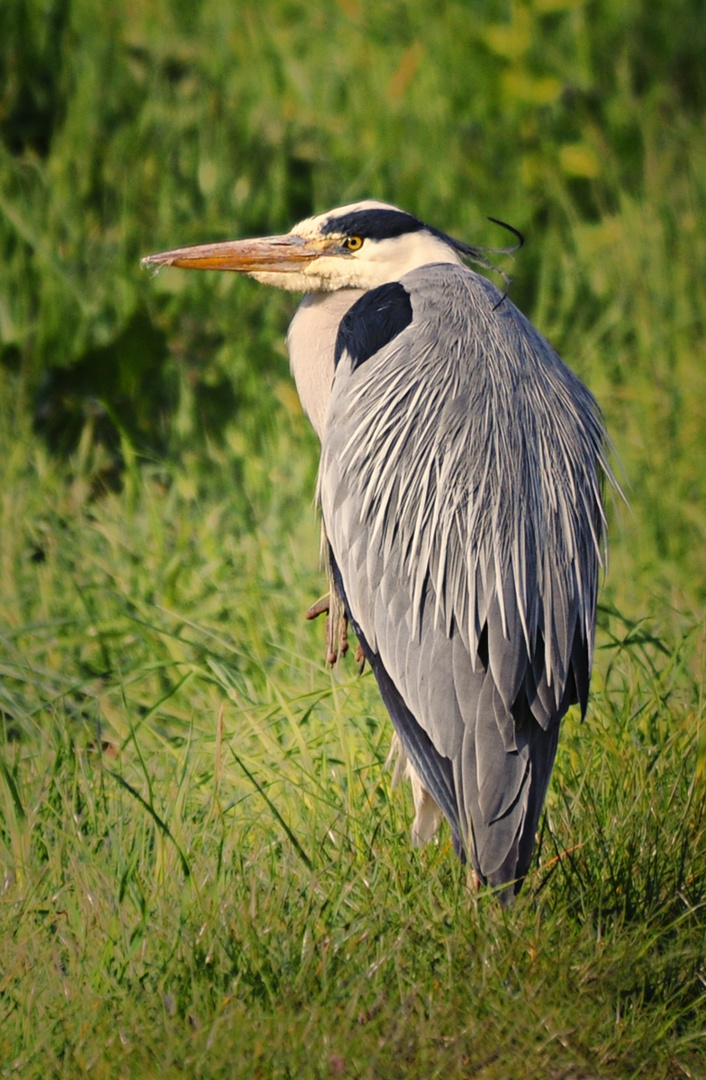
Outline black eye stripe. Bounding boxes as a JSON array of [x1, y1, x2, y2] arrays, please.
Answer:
[[322, 209, 425, 241]]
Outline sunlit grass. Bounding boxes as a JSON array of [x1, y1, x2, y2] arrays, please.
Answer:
[[1, 367, 705, 1078]]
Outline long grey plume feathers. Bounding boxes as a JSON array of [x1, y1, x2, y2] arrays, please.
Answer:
[[327, 264, 609, 708]]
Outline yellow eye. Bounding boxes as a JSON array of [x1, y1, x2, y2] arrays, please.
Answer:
[[343, 235, 363, 252]]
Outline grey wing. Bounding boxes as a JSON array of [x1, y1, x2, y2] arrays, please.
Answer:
[[320, 263, 609, 897]]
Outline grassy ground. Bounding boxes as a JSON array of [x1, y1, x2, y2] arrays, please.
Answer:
[[2, 1, 706, 1077]]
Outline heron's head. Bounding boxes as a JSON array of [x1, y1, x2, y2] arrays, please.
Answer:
[[142, 200, 486, 292]]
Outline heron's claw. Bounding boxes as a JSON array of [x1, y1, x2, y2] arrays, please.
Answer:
[[305, 593, 350, 666], [327, 613, 349, 665], [305, 595, 331, 621]]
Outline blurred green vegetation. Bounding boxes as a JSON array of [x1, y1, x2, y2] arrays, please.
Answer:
[[1, 0, 706, 1076]]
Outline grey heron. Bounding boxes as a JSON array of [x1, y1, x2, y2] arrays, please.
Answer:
[[143, 200, 611, 902]]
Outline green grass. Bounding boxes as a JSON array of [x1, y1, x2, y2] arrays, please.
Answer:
[[2, 0, 706, 1076], [1, 418, 704, 1079]]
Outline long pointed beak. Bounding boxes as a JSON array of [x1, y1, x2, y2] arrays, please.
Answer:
[[141, 233, 321, 274]]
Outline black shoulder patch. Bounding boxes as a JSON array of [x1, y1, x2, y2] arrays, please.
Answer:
[[334, 281, 413, 371]]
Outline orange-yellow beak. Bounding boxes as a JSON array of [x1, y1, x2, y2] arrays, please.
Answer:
[[141, 233, 323, 274]]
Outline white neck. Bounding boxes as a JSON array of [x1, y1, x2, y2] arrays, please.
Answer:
[[286, 290, 365, 439]]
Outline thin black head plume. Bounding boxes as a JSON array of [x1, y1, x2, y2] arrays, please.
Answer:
[[445, 217, 524, 311], [486, 217, 525, 254]]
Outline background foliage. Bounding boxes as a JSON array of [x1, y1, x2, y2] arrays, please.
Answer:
[[1, 1, 705, 1077]]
